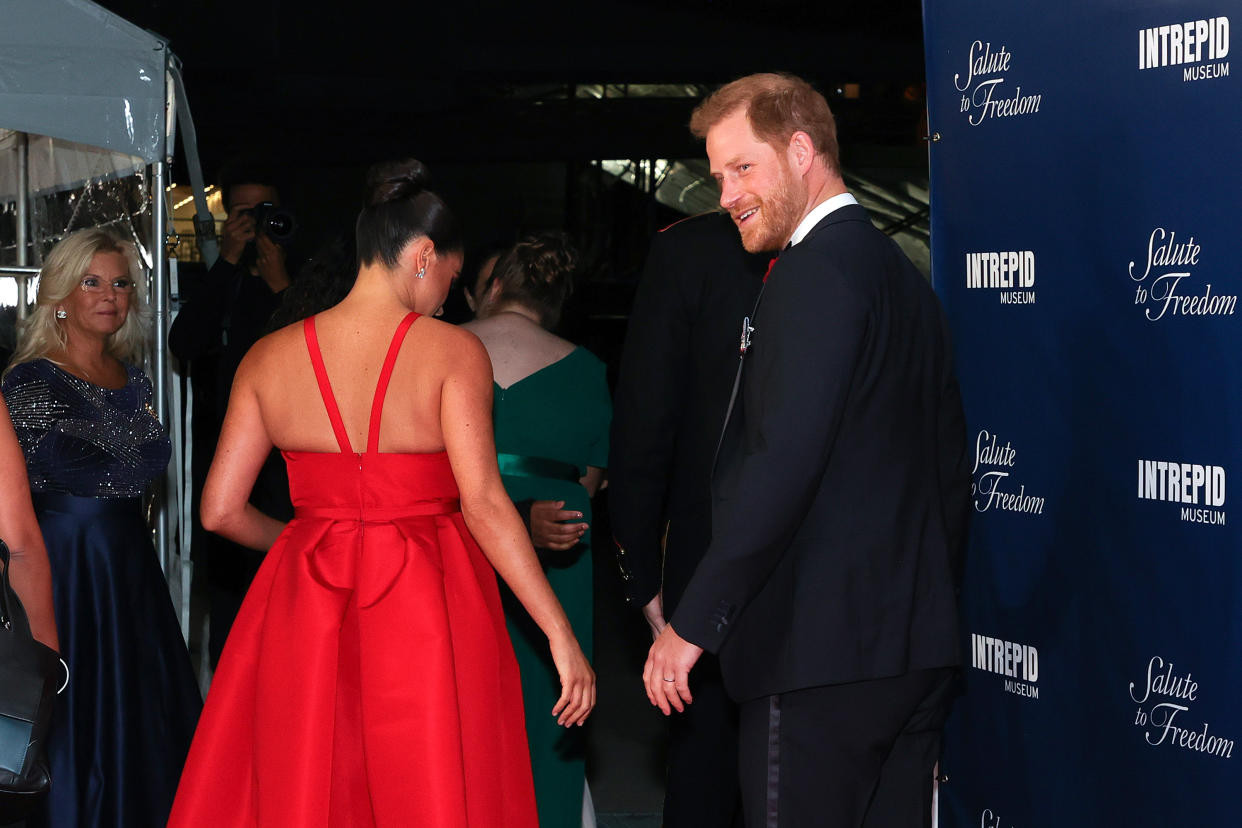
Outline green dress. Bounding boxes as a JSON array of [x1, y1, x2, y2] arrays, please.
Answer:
[[493, 346, 611, 828]]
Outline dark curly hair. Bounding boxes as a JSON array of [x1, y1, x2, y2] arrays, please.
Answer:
[[484, 232, 578, 329], [266, 232, 357, 332]]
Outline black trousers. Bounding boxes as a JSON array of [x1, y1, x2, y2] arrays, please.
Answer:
[[738, 668, 956, 828], [663, 652, 743, 828]]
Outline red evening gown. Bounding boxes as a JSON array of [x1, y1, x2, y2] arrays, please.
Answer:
[[168, 313, 538, 827]]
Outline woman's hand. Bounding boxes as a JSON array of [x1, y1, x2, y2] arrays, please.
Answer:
[[549, 632, 596, 727], [529, 500, 587, 551]]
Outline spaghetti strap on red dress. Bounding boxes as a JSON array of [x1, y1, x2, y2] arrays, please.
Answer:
[[169, 313, 538, 827]]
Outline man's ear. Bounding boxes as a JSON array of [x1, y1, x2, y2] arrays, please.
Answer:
[[788, 131, 816, 175]]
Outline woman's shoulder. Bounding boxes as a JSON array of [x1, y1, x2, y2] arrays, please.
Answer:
[[404, 318, 493, 389], [564, 344, 605, 373], [417, 315, 488, 356], [235, 321, 307, 374], [259, 318, 308, 350], [1, 358, 54, 391], [542, 328, 579, 357], [122, 361, 153, 387], [1, 360, 66, 421]]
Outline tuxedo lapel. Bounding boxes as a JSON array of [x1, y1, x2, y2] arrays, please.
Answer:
[[711, 281, 767, 486]]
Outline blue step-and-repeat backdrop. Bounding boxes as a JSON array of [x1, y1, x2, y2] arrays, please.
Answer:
[[923, 1, 1241, 824]]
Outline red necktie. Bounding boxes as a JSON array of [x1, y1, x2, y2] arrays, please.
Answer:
[[763, 256, 778, 284]]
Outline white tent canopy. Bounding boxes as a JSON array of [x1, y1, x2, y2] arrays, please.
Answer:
[[0, 0, 170, 167], [0, 132, 144, 202]]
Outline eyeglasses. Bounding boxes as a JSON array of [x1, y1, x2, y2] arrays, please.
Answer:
[[80, 276, 136, 294]]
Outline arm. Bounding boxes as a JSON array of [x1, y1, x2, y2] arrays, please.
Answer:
[[442, 336, 595, 726], [0, 393, 58, 650], [530, 361, 610, 552], [580, 466, 605, 497], [645, 257, 869, 712], [609, 231, 692, 607], [200, 353, 287, 550], [669, 260, 869, 651], [255, 234, 292, 295]]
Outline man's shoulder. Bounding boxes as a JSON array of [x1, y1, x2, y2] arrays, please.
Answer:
[[801, 204, 880, 246], [647, 211, 767, 285], [658, 210, 732, 236], [653, 211, 746, 252], [780, 209, 926, 299], [796, 207, 904, 269]]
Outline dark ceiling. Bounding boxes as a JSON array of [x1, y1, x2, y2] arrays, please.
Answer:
[[97, 0, 928, 172]]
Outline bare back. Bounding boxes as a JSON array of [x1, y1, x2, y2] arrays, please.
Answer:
[[245, 307, 479, 455], [463, 312, 576, 390]]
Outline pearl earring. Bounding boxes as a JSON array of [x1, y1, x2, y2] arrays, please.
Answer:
[[55, 308, 68, 319], [415, 268, 425, 280]]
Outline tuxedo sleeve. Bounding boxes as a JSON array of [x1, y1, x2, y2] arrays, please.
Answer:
[[671, 255, 868, 652], [608, 231, 696, 606]]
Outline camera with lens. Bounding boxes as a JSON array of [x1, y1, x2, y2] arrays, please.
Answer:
[[243, 201, 297, 244]]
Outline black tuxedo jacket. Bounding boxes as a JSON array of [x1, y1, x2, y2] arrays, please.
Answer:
[[610, 212, 768, 616], [671, 204, 971, 702]]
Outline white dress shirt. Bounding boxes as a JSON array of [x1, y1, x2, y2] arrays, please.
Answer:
[[788, 192, 860, 247]]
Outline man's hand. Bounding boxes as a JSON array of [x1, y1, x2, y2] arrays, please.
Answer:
[[255, 234, 291, 293], [642, 624, 703, 715], [529, 500, 587, 551], [219, 210, 256, 265], [641, 591, 667, 640]]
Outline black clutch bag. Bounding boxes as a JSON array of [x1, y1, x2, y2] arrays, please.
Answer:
[[0, 537, 63, 821]]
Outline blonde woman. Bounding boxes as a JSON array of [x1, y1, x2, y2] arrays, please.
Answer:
[[1, 228, 201, 828]]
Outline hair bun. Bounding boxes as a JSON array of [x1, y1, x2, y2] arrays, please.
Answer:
[[524, 232, 578, 286], [364, 159, 430, 207]]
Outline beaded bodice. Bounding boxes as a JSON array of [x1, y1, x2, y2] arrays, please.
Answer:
[[1, 359, 171, 498]]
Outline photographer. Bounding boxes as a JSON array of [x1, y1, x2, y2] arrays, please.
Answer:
[[170, 161, 298, 667], [170, 164, 295, 390]]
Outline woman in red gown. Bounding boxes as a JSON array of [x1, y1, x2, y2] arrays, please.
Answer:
[[168, 159, 595, 827]]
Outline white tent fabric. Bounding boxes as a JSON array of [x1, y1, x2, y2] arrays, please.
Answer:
[[0, 0, 169, 165], [0, 132, 144, 201]]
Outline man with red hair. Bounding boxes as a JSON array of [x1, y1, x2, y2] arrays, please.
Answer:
[[643, 73, 970, 828]]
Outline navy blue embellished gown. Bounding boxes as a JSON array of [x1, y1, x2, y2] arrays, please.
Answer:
[[1, 359, 201, 828]]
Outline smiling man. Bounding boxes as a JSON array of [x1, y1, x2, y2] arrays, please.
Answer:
[[642, 73, 972, 828]]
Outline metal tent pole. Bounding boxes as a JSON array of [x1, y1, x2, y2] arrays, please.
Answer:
[[152, 159, 170, 575], [15, 133, 29, 317]]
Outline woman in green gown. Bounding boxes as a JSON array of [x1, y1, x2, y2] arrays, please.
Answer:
[[465, 233, 610, 828]]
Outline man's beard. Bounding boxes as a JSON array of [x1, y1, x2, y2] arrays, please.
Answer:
[[736, 167, 802, 253]]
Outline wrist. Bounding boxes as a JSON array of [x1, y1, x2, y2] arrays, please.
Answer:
[[546, 622, 577, 647]]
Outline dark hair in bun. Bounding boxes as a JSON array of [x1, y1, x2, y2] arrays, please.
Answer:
[[486, 232, 578, 329], [356, 159, 463, 269]]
